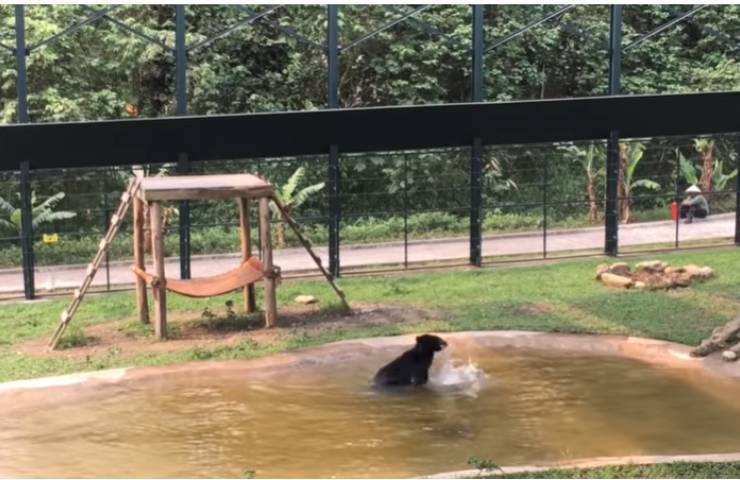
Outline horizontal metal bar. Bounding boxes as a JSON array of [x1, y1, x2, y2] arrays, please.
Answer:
[[80, 5, 172, 52], [624, 5, 708, 51], [485, 5, 575, 54], [342, 5, 432, 52], [234, 5, 324, 51], [1, 91, 737, 171], [28, 6, 120, 52], [188, 5, 283, 52]]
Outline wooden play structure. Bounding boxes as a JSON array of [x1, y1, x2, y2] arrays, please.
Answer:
[[49, 173, 348, 349]]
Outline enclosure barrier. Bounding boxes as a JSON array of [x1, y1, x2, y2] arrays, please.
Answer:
[[1, 4, 738, 298]]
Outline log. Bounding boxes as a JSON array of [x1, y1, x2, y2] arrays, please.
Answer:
[[133, 197, 149, 324], [691, 317, 740, 357], [259, 197, 277, 328], [238, 197, 256, 313], [149, 202, 167, 340]]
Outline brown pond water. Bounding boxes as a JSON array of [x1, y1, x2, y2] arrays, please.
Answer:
[[2, 346, 740, 478]]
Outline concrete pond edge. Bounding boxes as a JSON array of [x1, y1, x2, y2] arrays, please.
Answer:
[[2, 330, 740, 396]]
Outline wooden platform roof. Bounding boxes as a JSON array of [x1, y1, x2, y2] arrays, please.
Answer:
[[138, 174, 274, 201]]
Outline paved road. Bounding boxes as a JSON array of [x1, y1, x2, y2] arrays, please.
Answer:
[[0, 213, 734, 294]]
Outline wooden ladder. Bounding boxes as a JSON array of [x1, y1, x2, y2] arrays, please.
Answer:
[[48, 179, 141, 350], [270, 196, 350, 311]]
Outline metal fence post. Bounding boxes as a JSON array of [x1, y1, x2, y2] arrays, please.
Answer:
[[470, 138, 483, 266], [605, 5, 622, 257], [103, 174, 111, 290], [735, 135, 740, 245], [16, 5, 34, 299], [608, 5, 622, 96], [175, 5, 191, 280], [328, 144, 340, 277], [19, 161, 34, 299], [605, 130, 620, 256], [327, 5, 340, 277], [469, 5, 484, 267], [177, 153, 191, 279], [542, 155, 548, 258]]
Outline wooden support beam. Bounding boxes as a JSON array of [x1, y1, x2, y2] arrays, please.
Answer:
[[239, 197, 256, 313], [133, 197, 149, 324], [149, 202, 167, 339], [259, 197, 277, 327]]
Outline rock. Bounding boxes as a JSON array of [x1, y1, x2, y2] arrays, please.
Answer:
[[595, 264, 610, 280], [664, 266, 685, 275], [608, 262, 631, 276], [722, 350, 737, 362], [635, 260, 667, 272], [683, 264, 714, 280], [294, 295, 318, 305], [600, 272, 634, 289]]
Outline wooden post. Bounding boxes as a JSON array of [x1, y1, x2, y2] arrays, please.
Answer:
[[149, 202, 167, 339], [133, 197, 149, 324], [239, 197, 256, 313], [259, 197, 277, 327]]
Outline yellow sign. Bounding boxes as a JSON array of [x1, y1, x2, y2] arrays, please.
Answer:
[[42, 233, 59, 245]]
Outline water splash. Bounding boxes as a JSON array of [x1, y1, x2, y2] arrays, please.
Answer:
[[429, 357, 489, 397]]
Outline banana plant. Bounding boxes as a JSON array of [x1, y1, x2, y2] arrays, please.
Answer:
[[619, 142, 660, 224], [558, 142, 605, 224], [269, 166, 325, 248], [678, 149, 737, 192], [0, 192, 76, 238], [694, 138, 715, 192]]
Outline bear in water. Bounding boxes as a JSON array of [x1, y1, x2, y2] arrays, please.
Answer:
[[373, 334, 447, 387]]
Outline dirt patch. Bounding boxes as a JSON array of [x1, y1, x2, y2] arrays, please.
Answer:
[[15, 303, 435, 361]]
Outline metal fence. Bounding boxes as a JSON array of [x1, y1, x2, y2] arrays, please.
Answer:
[[1, 5, 739, 299], [0, 131, 737, 299]]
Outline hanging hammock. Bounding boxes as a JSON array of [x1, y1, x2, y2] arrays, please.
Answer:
[[131, 256, 264, 298]]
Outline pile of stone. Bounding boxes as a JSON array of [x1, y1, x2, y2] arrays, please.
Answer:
[[595, 260, 714, 290]]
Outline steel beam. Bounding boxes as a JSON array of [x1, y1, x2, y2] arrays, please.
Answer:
[[327, 5, 340, 277], [469, 5, 484, 267], [735, 135, 740, 246]]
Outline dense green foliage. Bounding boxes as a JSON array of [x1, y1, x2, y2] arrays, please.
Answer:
[[0, 6, 737, 258]]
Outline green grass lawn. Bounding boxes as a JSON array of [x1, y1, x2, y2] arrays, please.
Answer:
[[1, 248, 739, 383], [475, 462, 740, 478]]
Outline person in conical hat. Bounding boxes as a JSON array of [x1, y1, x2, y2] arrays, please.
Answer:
[[680, 185, 709, 224]]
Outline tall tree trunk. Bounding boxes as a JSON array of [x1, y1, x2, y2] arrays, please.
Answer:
[[276, 221, 286, 248], [699, 143, 714, 193], [586, 174, 599, 223], [618, 143, 630, 223]]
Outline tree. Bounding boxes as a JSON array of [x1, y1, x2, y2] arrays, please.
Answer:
[[618, 141, 660, 223], [558, 142, 605, 223], [269, 166, 325, 248], [694, 138, 715, 192], [678, 148, 737, 192], [0, 192, 76, 237]]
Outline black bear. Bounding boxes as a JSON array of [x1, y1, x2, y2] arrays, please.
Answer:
[[373, 334, 447, 387]]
